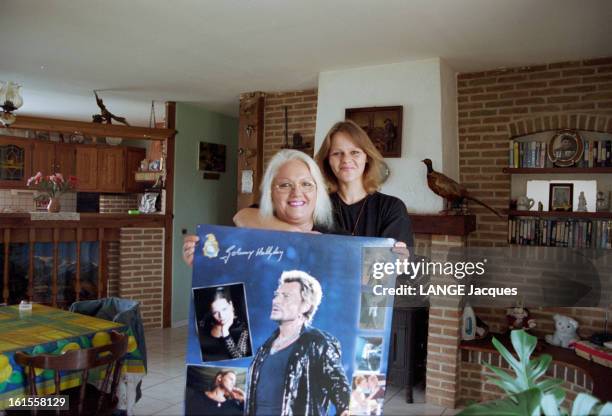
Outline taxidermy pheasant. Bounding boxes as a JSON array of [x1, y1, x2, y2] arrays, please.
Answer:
[[422, 158, 503, 218]]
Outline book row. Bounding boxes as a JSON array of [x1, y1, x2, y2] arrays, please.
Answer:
[[508, 140, 612, 168], [508, 218, 612, 248]]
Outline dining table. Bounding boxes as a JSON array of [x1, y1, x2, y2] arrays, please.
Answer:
[[0, 304, 146, 414]]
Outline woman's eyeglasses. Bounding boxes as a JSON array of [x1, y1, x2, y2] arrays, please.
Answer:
[[273, 180, 316, 193]]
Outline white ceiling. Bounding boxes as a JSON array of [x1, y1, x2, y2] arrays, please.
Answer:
[[1, 0, 611, 125]]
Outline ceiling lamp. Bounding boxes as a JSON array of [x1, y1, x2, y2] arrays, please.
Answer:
[[0, 81, 23, 126]]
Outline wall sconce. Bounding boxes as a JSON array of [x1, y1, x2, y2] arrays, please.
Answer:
[[0, 81, 23, 126]]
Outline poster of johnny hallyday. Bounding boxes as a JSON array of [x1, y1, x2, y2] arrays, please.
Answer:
[[185, 225, 397, 416]]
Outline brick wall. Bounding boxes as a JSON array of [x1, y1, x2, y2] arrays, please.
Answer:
[[458, 56, 612, 247], [119, 228, 164, 328], [263, 89, 317, 168], [460, 348, 593, 408], [99, 194, 138, 214]]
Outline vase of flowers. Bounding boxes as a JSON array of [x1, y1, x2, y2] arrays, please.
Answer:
[[27, 172, 78, 213]]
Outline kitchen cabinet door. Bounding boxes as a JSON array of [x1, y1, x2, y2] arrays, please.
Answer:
[[98, 147, 126, 192], [32, 141, 55, 177], [75, 146, 98, 191], [0, 136, 32, 188], [55, 143, 76, 177]]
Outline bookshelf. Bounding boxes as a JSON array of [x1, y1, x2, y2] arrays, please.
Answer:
[[508, 210, 612, 219], [503, 167, 612, 174]]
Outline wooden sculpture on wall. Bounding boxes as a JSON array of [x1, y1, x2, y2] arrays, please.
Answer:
[[92, 90, 130, 126]]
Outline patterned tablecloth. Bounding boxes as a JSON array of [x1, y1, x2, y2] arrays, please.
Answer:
[[0, 304, 145, 410]]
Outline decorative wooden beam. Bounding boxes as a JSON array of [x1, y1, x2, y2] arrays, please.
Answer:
[[11, 115, 175, 141]]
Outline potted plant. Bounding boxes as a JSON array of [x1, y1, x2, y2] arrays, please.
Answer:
[[27, 172, 78, 213], [459, 330, 611, 416]]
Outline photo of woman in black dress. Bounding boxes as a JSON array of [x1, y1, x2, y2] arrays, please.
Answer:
[[193, 284, 252, 362]]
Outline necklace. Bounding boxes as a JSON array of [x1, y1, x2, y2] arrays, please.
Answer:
[[351, 195, 369, 236]]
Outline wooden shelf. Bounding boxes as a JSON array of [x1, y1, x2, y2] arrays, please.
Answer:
[[409, 214, 477, 236], [503, 167, 612, 174], [508, 210, 612, 219], [135, 171, 162, 182], [11, 115, 175, 141]]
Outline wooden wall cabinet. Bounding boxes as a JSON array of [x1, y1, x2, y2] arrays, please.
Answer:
[[75, 146, 98, 191], [32, 142, 76, 177], [97, 147, 126, 193], [1, 135, 146, 194], [0, 136, 33, 188], [75, 145, 145, 193]]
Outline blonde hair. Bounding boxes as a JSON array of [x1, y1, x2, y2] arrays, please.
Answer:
[[279, 270, 323, 325], [259, 149, 333, 228], [353, 375, 366, 389], [315, 120, 387, 193]]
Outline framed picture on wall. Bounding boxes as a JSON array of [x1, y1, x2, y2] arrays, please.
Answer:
[[549, 183, 573, 212], [345, 106, 403, 158], [198, 142, 226, 172]]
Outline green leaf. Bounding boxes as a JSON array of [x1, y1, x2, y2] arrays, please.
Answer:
[[511, 330, 537, 365], [549, 387, 566, 407], [484, 363, 521, 394], [571, 393, 599, 416], [492, 336, 521, 373], [530, 355, 553, 381], [536, 378, 563, 394], [490, 379, 522, 398], [458, 388, 543, 416], [542, 393, 561, 416], [597, 402, 612, 416]]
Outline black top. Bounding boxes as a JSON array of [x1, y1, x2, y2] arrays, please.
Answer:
[[199, 320, 251, 362], [254, 343, 295, 416], [185, 389, 244, 416], [330, 192, 414, 247]]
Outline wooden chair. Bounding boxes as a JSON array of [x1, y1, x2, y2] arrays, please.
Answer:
[[13, 331, 128, 415]]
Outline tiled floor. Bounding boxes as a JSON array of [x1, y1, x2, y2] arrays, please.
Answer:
[[135, 326, 458, 416]]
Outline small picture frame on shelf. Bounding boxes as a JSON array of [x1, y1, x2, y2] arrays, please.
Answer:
[[549, 183, 573, 212], [148, 160, 161, 171], [547, 129, 583, 167]]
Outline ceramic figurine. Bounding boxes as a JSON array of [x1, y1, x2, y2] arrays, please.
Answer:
[[596, 191, 610, 212], [545, 314, 579, 349], [577, 191, 587, 212]]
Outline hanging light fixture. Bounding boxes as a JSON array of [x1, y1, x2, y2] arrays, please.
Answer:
[[0, 81, 23, 126]]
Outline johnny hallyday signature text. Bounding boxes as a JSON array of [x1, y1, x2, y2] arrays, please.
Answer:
[[220, 245, 284, 264]]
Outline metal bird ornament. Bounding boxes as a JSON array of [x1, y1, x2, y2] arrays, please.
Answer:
[[422, 158, 503, 218], [92, 90, 130, 126]]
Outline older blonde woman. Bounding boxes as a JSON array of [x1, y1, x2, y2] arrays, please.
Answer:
[[182, 149, 336, 265]]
